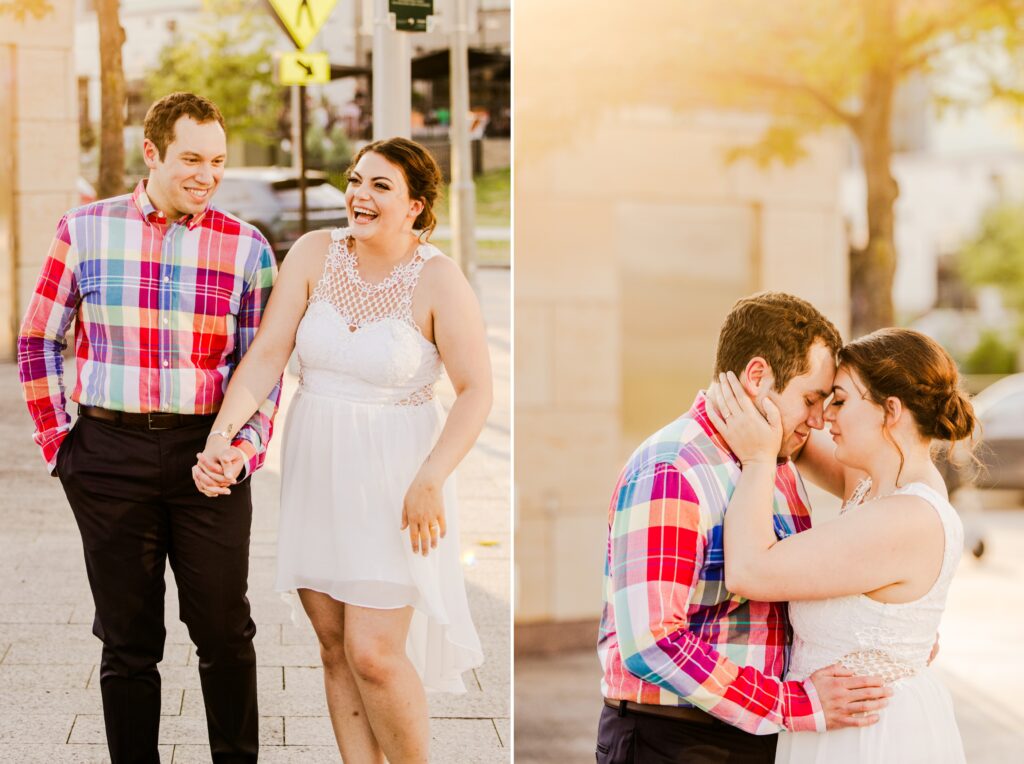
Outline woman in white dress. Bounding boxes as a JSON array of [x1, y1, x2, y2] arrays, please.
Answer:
[[190, 138, 491, 763], [706, 328, 971, 763]]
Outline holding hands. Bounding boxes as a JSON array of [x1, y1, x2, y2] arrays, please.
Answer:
[[706, 371, 783, 464], [192, 434, 246, 497]]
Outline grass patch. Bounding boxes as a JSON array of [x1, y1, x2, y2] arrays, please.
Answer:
[[430, 238, 509, 268], [437, 167, 510, 228]]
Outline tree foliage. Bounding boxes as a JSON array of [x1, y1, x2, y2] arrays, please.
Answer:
[[144, 0, 282, 147], [0, 0, 51, 20], [959, 202, 1024, 313], [518, 0, 1024, 336]]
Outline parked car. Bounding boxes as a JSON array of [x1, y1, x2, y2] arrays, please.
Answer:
[[213, 167, 348, 261], [939, 372, 1024, 494]]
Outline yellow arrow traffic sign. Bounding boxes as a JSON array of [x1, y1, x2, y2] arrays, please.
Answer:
[[267, 0, 338, 50], [279, 51, 331, 85]]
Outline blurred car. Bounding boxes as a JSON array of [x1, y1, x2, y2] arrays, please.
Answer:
[[938, 372, 1024, 493], [213, 167, 348, 261]]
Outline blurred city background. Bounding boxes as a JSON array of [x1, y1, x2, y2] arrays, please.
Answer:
[[0, 0, 510, 761], [515, 1, 1024, 761], [1, 0, 510, 363]]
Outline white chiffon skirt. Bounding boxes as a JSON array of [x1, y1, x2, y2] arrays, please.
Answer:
[[776, 669, 965, 763], [275, 387, 484, 693]]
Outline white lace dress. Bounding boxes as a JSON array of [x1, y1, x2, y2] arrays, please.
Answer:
[[776, 481, 966, 763], [275, 228, 483, 693]]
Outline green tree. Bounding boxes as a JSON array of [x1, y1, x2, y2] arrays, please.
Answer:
[[144, 0, 282, 147], [0, 0, 51, 19], [959, 202, 1024, 314], [521, 0, 1024, 336]]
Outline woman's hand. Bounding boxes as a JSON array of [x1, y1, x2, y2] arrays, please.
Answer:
[[192, 436, 245, 497], [706, 371, 783, 465], [401, 469, 447, 557]]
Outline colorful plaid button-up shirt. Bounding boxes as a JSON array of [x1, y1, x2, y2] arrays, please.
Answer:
[[18, 180, 280, 476], [598, 393, 826, 735]]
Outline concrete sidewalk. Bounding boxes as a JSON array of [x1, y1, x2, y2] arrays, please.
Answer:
[[0, 268, 510, 763]]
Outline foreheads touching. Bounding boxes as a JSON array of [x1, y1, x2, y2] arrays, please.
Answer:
[[714, 291, 841, 396]]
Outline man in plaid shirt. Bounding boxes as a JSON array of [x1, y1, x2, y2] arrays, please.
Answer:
[[597, 293, 890, 762], [18, 93, 278, 763]]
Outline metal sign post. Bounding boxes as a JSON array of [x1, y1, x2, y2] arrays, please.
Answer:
[[373, 0, 413, 139], [265, 0, 337, 240], [448, 0, 476, 285]]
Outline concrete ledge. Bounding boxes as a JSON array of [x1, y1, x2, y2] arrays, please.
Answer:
[[514, 618, 598, 657]]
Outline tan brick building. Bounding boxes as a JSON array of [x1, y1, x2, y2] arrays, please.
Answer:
[[0, 5, 78, 359]]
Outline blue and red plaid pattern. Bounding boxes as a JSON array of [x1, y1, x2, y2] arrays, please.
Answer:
[[598, 393, 826, 734], [18, 180, 280, 475]]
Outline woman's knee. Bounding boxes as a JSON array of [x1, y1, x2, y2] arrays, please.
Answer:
[[344, 632, 404, 686], [311, 622, 347, 670]]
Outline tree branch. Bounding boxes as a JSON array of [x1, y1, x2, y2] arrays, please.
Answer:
[[736, 71, 861, 128]]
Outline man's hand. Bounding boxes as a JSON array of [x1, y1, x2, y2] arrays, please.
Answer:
[[928, 633, 940, 665], [809, 664, 891, 729], [192, 439, 246, 497]]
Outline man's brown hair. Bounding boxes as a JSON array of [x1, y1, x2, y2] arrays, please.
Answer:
[[714, 292, 843, 392], [143, 92, 226, 160]]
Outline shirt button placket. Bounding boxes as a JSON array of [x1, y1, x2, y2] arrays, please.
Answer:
[[160, 230, 173, 412]]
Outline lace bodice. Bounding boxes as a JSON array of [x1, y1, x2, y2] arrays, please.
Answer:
[[786, 481, 963, 686], [295, 228, 442, 405]]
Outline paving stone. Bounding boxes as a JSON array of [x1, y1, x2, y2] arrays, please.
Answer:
[[431, 718, 506, 762], [493, 717, 510, 748], [0, 603, 76, 624], [172, 743, 339, 763], [6, 641, 191, 667], [0, 744, 173, 762], [429, 685, 509, 719], [69, 714, 284, 746], [182, 688, 327, 718], [280, 622, 317, 646], [0, 714, 74, 744], [0, 664, 92, 689], [282, 666, 323, 695], [281, 715, 334, 746]]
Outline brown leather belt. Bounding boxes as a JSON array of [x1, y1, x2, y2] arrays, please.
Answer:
[[604, 698, 719, 725], [79, 405, 216, 431]]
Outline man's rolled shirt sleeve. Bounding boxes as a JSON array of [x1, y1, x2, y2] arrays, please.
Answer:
[[17, 215, 80, 473], [611, 461, 826, 734], [230, 236, 281, 478]]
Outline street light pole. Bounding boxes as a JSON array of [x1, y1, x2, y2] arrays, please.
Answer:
[[373, 0, 411, 139], [448, 0, 476, 286]]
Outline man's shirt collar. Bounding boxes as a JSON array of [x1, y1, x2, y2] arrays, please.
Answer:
[[132, 179, 209, 230]]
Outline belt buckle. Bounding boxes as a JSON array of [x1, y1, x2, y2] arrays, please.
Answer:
[[146, 411, 173, 431]]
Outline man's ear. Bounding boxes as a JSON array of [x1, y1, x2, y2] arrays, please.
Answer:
[[741, 356, 774, 398], [142, 139, 160, 170]]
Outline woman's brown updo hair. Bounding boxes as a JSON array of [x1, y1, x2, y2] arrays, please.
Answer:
[[347, 137, 443, 240], [838, 328, 976, 480]]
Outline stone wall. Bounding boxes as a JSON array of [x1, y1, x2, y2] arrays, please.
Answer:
[[0, 5, 78, 359]]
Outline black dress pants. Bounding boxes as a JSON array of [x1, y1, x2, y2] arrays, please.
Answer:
[[596, 704, 778, 763], [57, 415, 258, 764]]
